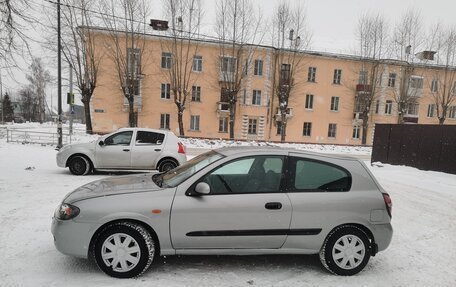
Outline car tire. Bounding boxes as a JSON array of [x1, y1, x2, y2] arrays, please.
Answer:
[[93, 221, 155, 278], [157, 159, 177, 172], [68, 156, 91, 176], [319, 225, 371, 276]]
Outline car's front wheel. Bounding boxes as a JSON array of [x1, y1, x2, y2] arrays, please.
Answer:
[[93, 222, 155, 278], [68, 156, 91, 175], [319, 225, 371, 276]]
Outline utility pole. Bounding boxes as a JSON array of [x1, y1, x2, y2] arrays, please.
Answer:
[[69, 63, 74, 135], [57, 0, 63, 149], [0, 71, 3, 124]]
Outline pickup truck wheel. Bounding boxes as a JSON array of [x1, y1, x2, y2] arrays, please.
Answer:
[[93, 222, 155, 278], [68, 156, 91, 175]]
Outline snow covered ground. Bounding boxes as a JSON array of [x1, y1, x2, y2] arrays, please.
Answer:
[[0, 124, 455, 286]]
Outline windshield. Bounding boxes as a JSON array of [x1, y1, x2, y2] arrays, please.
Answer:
[[153, 150, 224, 188]]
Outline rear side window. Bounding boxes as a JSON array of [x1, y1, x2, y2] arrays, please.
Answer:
[[289, 157, 351, 192], [135, 131, 165, 145]]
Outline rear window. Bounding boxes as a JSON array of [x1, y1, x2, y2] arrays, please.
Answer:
[[289, 157, 351, 192]]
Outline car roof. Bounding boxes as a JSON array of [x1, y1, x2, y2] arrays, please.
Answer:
[[214, 146, 359, 161], [117, 127, 172, 134]]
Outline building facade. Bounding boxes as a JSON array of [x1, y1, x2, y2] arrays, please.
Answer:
[[89, 28, 456, 145]]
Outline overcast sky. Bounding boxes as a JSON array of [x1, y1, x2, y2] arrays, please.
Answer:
[[3, 0, 456, 100]]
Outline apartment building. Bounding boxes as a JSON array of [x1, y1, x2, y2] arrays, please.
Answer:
[[89, 28, 456, 145]]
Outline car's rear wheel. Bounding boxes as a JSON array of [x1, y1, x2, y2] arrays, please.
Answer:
[[319, 225, 371, 276], [157, 158, 178, 172], [93, 222, 155, 278], [68, 156, 91, 175]]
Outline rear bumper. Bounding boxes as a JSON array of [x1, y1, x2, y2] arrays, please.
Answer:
[[371, 223, 393, 252]]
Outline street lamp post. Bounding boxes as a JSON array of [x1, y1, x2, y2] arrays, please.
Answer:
[[56, 0, 63, 149]]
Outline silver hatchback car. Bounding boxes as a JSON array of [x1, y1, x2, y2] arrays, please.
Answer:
[[52, 147, 393, 278]]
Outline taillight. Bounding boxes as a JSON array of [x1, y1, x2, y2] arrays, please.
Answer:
[[178, 142, 186, 154], [383, 193, 392, 218]]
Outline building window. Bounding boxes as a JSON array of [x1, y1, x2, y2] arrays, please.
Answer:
[[359, 70, 368, 84], [409, 76, 423, 89], [427, 104, 435, 117], [248, 118, 257, 134], [449, 106, 456, 119], [333, 69, 342, 84], [161, 83, 171, 99], [127, 48, 141, 75], [161, 52, 172, 69], [280, 63, 291, 85], [219, 117, 228, 133], [242, 89, 247, 105], [192, 55, 203, 72], [190, 115, 200, 131], [303, 122, 312, 136], [220, 56, 236, 73], [385, 100, 393, 115], [160, 114, 170, 129], [191, 86, 201, 102], [406, 103, 419, 115], [308, 67, 317, 82], [375, 100, 380, 114], [330, 96, 340, 111], [276, 121, 283, 135], [252, 90, 261, 105], [431, 79, 438, 93], [254, 59, 263, 76], [388, 73, 396, 87], [328, 123, 337, 138], [94, 109, 105, 113], [305, 94, 314, 109], [352, 126, 360, 139]]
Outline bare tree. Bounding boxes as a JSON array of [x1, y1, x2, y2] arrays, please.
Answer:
[[355, 12, 388, 144], [390, 9, 424, 124], [161, 0, 202, 136], [215, 0, 264, 139], [26, 58, 51, 123], [428, 26, 456, 124], [58, 0, 102, 134], [273, 1, 311, 142], [100, 0, 150, 127], [19, 86, 39, 122], [0, 0, 33, 68]]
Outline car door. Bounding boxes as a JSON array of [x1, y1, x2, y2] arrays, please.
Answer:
[[130, 131, 165, 169], [95, 130, 133, 168], [170, 155, 292, 249], [283, 153, 354, 250]]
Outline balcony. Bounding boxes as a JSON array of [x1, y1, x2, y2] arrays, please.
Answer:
[[219, 71, 235, 83], [275, 108, 293, 121], [217, 102, 230, 113], [356, 84, 371, 92]]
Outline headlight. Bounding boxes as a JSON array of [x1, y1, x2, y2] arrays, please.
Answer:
[[54, 203, 80, 220]]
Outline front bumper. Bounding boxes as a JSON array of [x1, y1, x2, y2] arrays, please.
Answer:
[[51, 217, 96, 258], [56, 152, 67, 168]]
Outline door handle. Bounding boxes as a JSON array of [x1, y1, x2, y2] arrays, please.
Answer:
[[154, 149, 161, 152], [123, 149, 130, 152], [265, 202, 282, 210]]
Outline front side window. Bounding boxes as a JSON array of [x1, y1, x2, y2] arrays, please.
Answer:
[[330, 96, 340, 111], [104, 131, 133, 146], [252, 90, 261, 105], [290, 157, 351, 192], [192, 56, 203, 72], [328, 123, 337, 138], [308, 67, 317, 82], [248, 119, 257, 134], [161, 52, 172, 69], [254, 59, 263, 76], [135, 131, 165, 145], [305, 94, 314, 109], [199, 156, 284, 194], [333, 69, 342, 84], [385, 100, 393, 115], [192, 86, 201, 102], [388, 73, 396, 87], [303, 122, 312, 136], [160, 114, 170, 129], [161, 83, 171, 99], [190, 115, 200, 131]]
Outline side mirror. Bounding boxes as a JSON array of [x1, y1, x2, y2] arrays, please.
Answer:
[[98, 140, 105, 146], [194, 182, 210, 195]]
